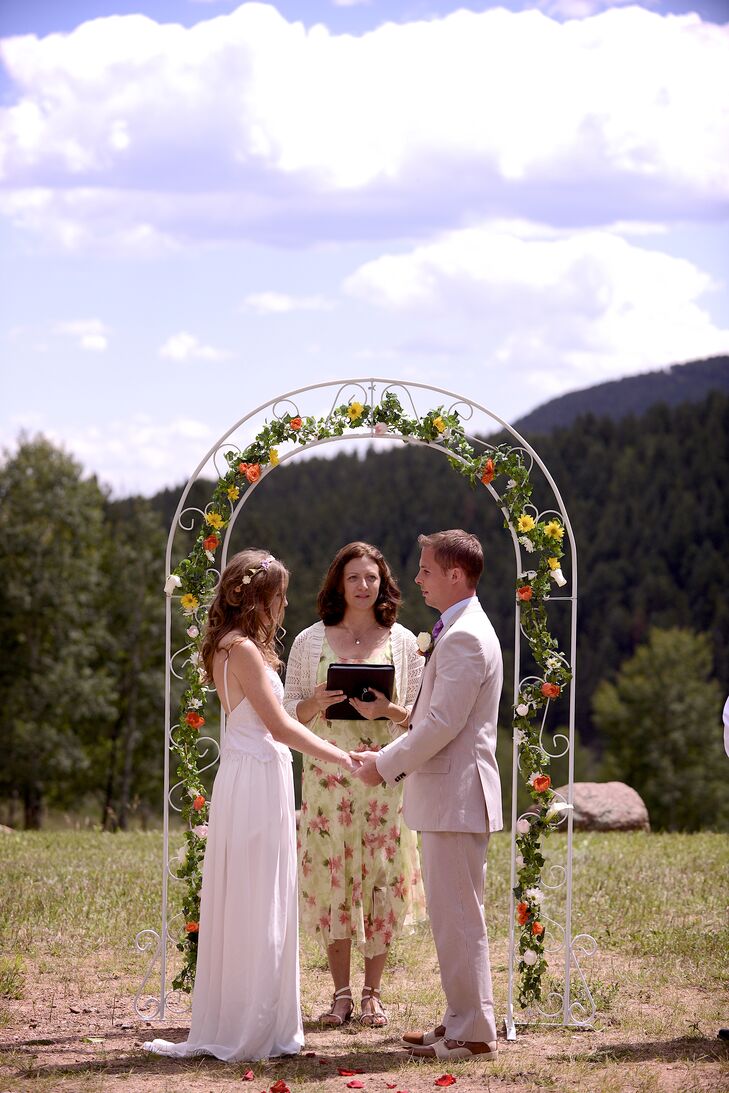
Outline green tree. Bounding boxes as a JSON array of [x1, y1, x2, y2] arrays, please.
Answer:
[[0, 437, 115, 828], [99, 498, 166, 830], [593, 627, 727, 831]]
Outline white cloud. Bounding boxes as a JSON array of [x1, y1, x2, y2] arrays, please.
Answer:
[[242, 291, 333, 314], [0, 6, 727, 251], [158, 331, 230, 361], [344, 221, 729, 382], [54, 318, 109, 351]]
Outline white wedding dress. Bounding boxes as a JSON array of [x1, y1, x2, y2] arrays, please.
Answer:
[[144, 663, 304, 1061]]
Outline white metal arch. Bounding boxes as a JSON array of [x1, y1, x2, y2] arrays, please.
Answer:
[[135, 378, 596, 1038]]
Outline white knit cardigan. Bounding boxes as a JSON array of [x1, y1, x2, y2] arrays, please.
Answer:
[[283, 620, 423, 737]]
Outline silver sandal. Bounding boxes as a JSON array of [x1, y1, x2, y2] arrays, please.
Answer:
[[318, 986, 353, 1026], [360, 985, 388, 1028]]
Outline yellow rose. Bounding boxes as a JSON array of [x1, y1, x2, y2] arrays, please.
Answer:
[[227, 486, 240, 501], [269, 448, 279, 466], [433, 416, 446, 432], [517, 514, 536, 533], [180, 593, 199, 612], [547, 557, 559, 570], [544, 520, 564, 541], [206, 512, 224, 529], [348, 401, 364, 421]]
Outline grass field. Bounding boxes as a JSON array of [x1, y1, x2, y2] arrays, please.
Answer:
[[0, 829, 727, 1092]]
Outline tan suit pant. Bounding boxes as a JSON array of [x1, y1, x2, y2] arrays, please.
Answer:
[[420, 830, 496, 1043]]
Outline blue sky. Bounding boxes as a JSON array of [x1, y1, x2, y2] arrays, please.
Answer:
[[2, 0, 728, 495]]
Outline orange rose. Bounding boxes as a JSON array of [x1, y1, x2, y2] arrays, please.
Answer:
[[202, 534, 219, 552], [533, 774, 551, 793], [290, 416, 302, 431], [192, 795, 206, 811], [517, 585, 533, 601], [516, 900, 529, 925], [541, 682, 560, 699], [185, 921, 199, 934], [481, 458, 495, 485], [245, 463, 261, 483], [185, 711, 205, 730], [238, 461, 248, 475], [531, 921, 544, 937]]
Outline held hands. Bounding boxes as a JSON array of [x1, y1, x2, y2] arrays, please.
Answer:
[[338, 751, 362, 775], [350, 749, 384, 786]]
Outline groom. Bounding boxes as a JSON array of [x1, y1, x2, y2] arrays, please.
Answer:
[[353, 529, 503, 1060]]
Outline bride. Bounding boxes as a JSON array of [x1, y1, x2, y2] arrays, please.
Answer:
[[144, 549, 356, 1061]]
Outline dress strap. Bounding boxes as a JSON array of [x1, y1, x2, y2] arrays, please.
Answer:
[[221, 637, 247, 715]]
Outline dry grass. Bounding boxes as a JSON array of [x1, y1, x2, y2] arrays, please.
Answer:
[[0, 830, 727, 1092]]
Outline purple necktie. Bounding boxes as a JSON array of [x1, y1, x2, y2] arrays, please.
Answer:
[[431, 618, 444, 643]]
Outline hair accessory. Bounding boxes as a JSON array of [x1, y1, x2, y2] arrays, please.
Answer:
[[241, 556, 275, 585]]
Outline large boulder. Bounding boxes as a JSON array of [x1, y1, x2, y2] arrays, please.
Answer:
[[553, 781, 650, 832]]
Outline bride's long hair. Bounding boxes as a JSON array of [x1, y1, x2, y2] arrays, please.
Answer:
[[201, 549, 289, 678]]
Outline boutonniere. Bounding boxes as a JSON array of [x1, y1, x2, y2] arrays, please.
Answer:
[[416, 631, 433, 657]]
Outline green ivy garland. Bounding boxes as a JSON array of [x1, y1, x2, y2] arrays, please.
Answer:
[[165, 392, 573, 1006]]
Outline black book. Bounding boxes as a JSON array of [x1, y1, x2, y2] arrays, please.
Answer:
[[325, 662, 396, 721]]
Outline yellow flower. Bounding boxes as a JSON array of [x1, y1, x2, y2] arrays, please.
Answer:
[[547, 556, 560, 570], [544, 520, 564, 541], [180, 593, 199, 612], [206, 512, 224, 529], [517, 514, 536, 533], [227, 485, 240, 501], [348, 400, 364, 421], [269, 448, 279, 467], [433, 416, 446, 432]]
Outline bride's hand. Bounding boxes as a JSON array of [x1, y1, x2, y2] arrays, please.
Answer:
[[338, 751, 358, 774]]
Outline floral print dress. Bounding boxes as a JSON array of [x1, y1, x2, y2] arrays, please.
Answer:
[[298, 638, 426, 958]]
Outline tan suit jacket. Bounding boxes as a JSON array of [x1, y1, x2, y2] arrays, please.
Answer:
[[376, 598, 503, 833]]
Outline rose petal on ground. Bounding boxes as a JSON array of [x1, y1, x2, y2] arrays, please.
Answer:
[[241, 1069, 254, 1081], [435, 1076, 456, 1087]]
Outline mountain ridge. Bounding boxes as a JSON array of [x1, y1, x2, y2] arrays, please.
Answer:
[[511, 355, 729, 436]]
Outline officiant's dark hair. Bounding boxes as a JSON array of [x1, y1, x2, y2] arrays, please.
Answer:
[[201, 549, 290, 677], [317, 542, 401, 627], [419, 529, 483, 588]]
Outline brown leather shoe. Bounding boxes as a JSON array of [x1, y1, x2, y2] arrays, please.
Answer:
[[400, 1024, 446, 1048], [408, 1038, 498, 1059]]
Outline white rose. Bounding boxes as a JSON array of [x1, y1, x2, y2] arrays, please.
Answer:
[[164, 574, 182, 596], [192, 824, 208, 839], [522, 949, 538, 966], [374, 422, 389, 437], [515, 854, 524, 868], [516, 818, 532, 834], [186, 625, 199, 639], [545, 800, 574, 824], [551, 568, 567, 587], [516, 703, 529, 717], [417, 632, 432, 653]]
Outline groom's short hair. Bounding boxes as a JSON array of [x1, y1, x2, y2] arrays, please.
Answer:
[[418, 529, 484, 588]]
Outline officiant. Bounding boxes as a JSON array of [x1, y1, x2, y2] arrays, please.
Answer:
[[283, 542, 426, 1028]]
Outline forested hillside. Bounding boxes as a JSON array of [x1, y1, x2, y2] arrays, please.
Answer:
[[512, 355, 729, 434]]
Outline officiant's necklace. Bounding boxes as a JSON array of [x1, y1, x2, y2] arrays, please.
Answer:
[[340, 621, 384, 646]]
